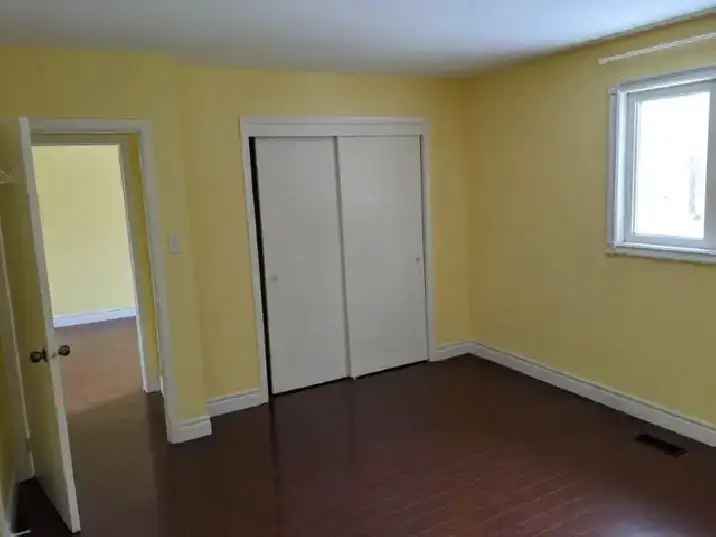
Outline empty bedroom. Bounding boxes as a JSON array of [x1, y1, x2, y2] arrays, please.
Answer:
[[1, 1, 716, 536]]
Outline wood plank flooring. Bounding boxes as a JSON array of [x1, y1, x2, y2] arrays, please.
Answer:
[[16, 344, 716, 536], [58, 317, 144, 414]]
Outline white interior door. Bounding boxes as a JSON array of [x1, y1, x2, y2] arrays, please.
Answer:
[[0, 118, 80, 532], [255, 137, 348, 393], [338, 136, 428, 377]]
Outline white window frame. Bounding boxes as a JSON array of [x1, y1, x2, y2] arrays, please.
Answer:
[[608, 65, 716, 264]]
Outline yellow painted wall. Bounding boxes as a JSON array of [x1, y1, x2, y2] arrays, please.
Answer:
[[0, 46, 472, 417], [178, 67, 472, 397], [3, 14, 716, 429], [465, 15, 716, 424], [0, 48, 206, 421], [33, 144, 135, 317], [0, 339, 17, 532]]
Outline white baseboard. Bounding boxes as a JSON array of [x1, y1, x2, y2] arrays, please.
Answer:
[[143, 378, 162, 394], [2, 477, 16, 537], [430, 341, 477, 361], [1, 514, 9, 537], [456, 340, 716, 447], [165, 389, 262, 444], [207, 389, 262, 417], [434, 341, 716, 446], [53, 307, 137, 328], [168, 415, 212, 444], [7, 482, 16, 537]]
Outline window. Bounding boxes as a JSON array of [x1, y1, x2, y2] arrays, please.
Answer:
[[609, 67, 716, 262]]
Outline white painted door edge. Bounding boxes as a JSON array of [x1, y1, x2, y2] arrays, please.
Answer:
[[19, 116, 81, 531], [433, 340, 716, 447]]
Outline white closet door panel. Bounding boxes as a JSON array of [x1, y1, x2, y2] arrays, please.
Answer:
[[256, 137, 348, 393], [338, 136, 428, 377]]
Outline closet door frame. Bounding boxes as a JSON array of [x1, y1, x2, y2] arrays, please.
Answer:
[[240, 117, 435, 403]]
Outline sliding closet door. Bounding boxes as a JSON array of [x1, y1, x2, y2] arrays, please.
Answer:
[[255, 137, 348, 393], [338, 136, 428, 377]]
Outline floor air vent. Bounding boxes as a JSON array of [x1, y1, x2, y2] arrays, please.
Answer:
[[635, 433, 687, 457]]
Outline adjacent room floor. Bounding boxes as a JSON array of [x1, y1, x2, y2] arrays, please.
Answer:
[[17, 354, 716, 536], [58, 317, 144, 414]]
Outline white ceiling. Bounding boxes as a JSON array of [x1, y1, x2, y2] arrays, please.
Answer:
[[1, 1, 714, 75]]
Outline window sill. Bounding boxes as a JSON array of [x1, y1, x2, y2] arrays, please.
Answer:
[[607, 243, 716, 265]]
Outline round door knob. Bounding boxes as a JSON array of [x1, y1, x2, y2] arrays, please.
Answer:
[[57, 344, 71, 357]]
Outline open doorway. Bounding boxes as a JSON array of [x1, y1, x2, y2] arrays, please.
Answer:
[[18, 132, 167, 533], [0, 119, 180, 533], [31, 137, 161, 416]]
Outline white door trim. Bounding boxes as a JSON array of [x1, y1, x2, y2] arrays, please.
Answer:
[[240, 116, 435, 404], [27, 119, 181, 443]]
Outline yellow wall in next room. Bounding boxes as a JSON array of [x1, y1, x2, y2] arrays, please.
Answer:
[[465, 15, 716, 425], [33, 144, 136, 318]]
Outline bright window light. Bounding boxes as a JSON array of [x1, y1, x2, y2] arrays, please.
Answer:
[[633, 92, 709, 239], [610, 68, 716, 260]]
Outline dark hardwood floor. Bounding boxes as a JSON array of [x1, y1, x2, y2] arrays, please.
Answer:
[[58, 317, 144, 414], [17, 354, 716, 536]]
